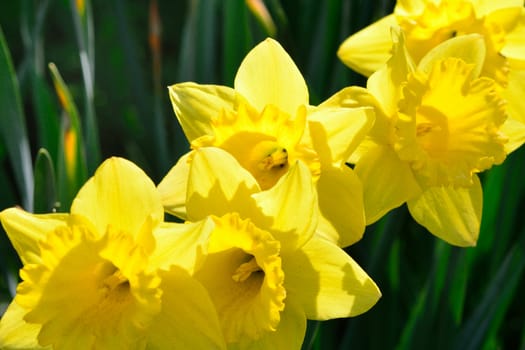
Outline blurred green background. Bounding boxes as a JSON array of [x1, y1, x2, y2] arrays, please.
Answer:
[[1, 1, 524, 349]]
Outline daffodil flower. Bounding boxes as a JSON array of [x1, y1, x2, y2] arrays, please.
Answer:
[[327, 31, 518, 246], [0, 157, 226, 350], [161, 147, 380, 349], [338, 0, 525, 152], [165, 38, 375, 247]]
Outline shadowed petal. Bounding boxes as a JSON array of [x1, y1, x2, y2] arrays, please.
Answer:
[[186, 148, 260, 221], [252, 161, 317, 252], [355, 145, 421, 224], [157, 152, 191, 219], [316, 166, 365, 247], [146, 266, 226, 349], [0, 301, 48, 349]]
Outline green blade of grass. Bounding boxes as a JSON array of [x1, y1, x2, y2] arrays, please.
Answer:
[[19, 0, 60, 164], [69, 0, 100, 173], [0, 26, 34, 211], [177, 0, 219, 82], [223, 0, 253, 86], [452, 241, 525, 350], [33, 148, 57, 214], [48, 62, 88, 211], [395, 241, 451, 350]]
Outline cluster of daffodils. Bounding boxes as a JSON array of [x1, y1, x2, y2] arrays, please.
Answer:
[[1, 0, 525, 348], [338, 0, 525, 245]]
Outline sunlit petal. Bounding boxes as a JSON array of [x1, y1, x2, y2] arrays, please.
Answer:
[[337, 14, 398, 77], [408, 175, 483, 246], [0, 209, 68, 265], [283, 236, 381, 320], [71, 157, 164, 243], [169, 82, 237, 142], [234, 38, 308, 115]]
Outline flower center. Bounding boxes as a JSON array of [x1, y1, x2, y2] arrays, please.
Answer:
[[99, 264, 131, 301], [396, 58, 507, 187], [232, 256, 263, 282], [191, 101, 319, 190], [18, 225, 161, 349]]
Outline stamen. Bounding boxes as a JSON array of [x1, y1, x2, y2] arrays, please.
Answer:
[[258, 148, 288, 171], [103, 269, 129, 291], [232, 256, 262, 282], [416, 123, 434, 136]]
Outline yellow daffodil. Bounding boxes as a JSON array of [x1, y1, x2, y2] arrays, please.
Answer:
[[0, 157, 226, 350], [327, 31, 518, 246], [166, 38, 375, 247], [338, 0, 525, 152], [159, 147, 381, 349]]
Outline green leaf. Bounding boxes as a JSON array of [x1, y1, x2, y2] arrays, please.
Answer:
[[223, 0, 253, 86], [0, 26, 34, 211], [33, 148, 57, 214], [69, 0, 100, 173], [452, 242, 525, 350], [48, 62, 88, 211]]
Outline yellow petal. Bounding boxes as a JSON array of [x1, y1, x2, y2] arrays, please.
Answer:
[[395, 0, 425, 15], [169, 82, 237, 142], [337, 15, 398, 77], [407, 175, 483, 246], [146, 266, 226, 350], [252, 161, 316, 252], [157, 152, 191, 219], [71, 157, 164, 242], [306, 106, 374, 167], [0, 208, 68, 265], [283, 236, 381, 320], [367, 28, 415, 117], [500, 8, 525, 63], [503, 69, 525, 152], [501, 118, 525, 154], [418, 34, 486, 77], [234, 38, 308, 116], [474, 0, 524, 17], [320, 86, 395, 159], [229, 298, 306, 350], [315, 166, 365, 247], [355, 145, 421, 224], [0, 301, 49, 349], [186, 147, 260, 221], [150, 218, 215, 273]]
